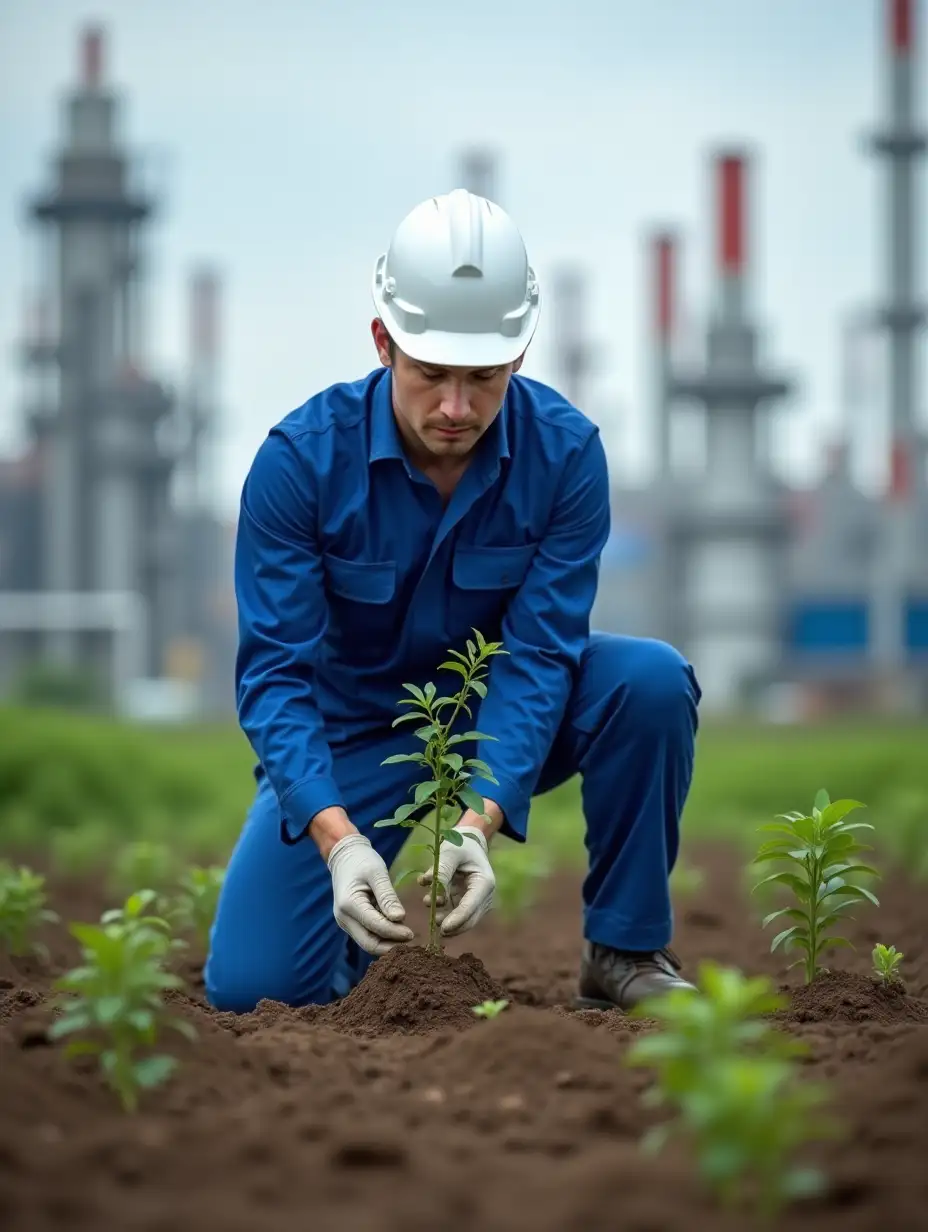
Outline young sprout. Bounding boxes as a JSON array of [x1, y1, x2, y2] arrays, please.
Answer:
[[472, 998, 509, 1019], [167, 865, 226, 950], [871, 942, 904, 985], [627, 962, 836, 1218], [752, 788, 880, 985], [0, 860, 59, 959], [373, 629, 508, 953], [47, 890, 195, 1112]]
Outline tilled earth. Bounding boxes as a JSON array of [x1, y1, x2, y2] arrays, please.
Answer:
[[1, 840, 927, 1231]]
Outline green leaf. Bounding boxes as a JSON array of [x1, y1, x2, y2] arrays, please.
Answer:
[[461, 831, 485, 845], [414, 781, 441, 805], [813, 788, 830, 813], [439, 660, 469, 678], [470, 679, 488, 699], [414, 725, 440, 743], [761, 907, 808, 929], [820, 883, 880, 908], [447, 731, 498, 746], [63, 1039, 100, 1058], [819, 798, 866, 826], [771, 925, 804, 953], [441, 753, 464, 772], [402, 683, 427, 705], [441, 829, 464, 847], [380, 752, 428, 765], [456, 784, 487, 814], [393, 867, 420, 887], [133, 1055, 178, 1089], [373, 818, 403, 828], [753, 871, 812, 900]]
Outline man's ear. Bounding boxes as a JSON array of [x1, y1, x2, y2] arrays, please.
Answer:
[[371, 317, 393, 367]]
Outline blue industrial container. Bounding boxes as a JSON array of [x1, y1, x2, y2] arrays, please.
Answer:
[[905, 597, 928, 654], [787, 599, 869, 654]]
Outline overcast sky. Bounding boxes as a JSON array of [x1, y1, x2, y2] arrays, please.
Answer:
[[0, 0, 919, 517]]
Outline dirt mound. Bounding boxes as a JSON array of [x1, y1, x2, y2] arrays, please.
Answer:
[[777, 969, 928, 1025], [318, 945, 506, 1036]]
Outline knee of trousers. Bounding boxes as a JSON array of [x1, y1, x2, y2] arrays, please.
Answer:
[[204, 943, 335, 1013], [593, 636, 700, 735]]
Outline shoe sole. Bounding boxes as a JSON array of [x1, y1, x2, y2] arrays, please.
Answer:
[[570, 995, 625, 1012]]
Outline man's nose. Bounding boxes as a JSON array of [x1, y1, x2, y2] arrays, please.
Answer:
[[439, 388, 472, 422]]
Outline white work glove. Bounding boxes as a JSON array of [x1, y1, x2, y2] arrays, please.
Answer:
[[327, 834, 415, 956], [418, 826, 495, 938]]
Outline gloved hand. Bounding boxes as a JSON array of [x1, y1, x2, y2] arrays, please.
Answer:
[[418, 826, 495, 938], [327, 834, 415, 955]]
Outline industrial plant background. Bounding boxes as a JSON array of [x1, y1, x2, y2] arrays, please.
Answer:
[[1, 0, 927, 721]]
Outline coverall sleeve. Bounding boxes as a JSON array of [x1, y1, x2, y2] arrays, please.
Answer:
[[465, 429, 611, 842], [234, 428, 345, 843]]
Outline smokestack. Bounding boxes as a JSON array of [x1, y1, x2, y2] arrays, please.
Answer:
[[715, 150, 749, 323], [654, 232, 675, 342], [651, 231, 677, 479], [190, 267, 219, 365], [891, 0, 913, 54], [718, 153, 745, 274], [82, 25, 104, 88], [552, 267, 588, 408], [459, 148, 498, 203]]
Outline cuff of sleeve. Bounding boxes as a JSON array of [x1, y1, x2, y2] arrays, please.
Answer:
[[468, 774, 529, 843], [278, 775, 345, 845]]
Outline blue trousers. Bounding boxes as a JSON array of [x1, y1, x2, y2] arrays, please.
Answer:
[[205, 633, 701, 1012]]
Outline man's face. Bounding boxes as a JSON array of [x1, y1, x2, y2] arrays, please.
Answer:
[[371, 319, 523, 465]]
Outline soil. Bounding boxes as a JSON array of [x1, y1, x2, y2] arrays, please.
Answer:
[[2, 838, 927, 1231]]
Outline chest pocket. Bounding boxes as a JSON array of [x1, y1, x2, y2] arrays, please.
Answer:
[[450, 542, 539, 640], [322, 552, 398, 661]]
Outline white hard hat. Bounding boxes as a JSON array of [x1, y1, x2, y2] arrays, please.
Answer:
[[371, 188, 541, 368]]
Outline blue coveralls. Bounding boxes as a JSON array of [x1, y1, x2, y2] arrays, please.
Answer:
[[205, 367, 701, 1012]]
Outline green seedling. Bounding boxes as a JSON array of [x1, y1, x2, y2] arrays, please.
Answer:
[[48, 890, 195, 1112], [871, 942, 904, 984], [0, 860, 58, 959], [627, 962, 836, 1218], [472, 998, 509, 1019], [752, 788, 879, 985], [108, 841, 177, 897], [167, 865, 226, 950], [490, 842, 551, 921], [374, 629, 508, 953]]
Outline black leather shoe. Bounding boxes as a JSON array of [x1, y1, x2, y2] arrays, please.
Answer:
[[573, 940, 696, 1012]]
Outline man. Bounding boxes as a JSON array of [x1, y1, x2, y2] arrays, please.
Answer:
[[205, 187, 701, 1015]]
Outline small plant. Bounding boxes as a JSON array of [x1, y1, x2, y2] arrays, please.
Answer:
[[472, 998, 509, 1019], [48, 890, 195, 1112], [374, 629, 508, 952], [167, 865, 226, 949], [0, 860, 58, 959], [752, 788, 880, 985], [490, 842, 550, 921], [627, 962, 836, 1218], [108, 841, 177, 897], [871, 942, 904, 985]]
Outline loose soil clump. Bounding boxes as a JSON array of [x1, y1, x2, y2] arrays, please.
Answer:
[[777, 968, 928, 1026], [1, 841, 927, 1232], [318, 945, 507, 1036]]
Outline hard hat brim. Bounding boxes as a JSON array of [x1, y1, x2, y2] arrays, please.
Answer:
[[373, 296, 540, 369]]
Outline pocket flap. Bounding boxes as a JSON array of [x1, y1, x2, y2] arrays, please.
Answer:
[[323, 553, 396, 605], [452, 542, 538, 591]]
